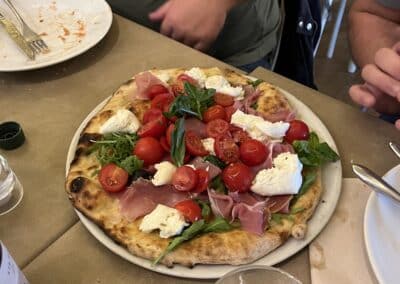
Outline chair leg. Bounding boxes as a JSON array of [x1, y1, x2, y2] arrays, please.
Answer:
[[327, 0, 347, 58]]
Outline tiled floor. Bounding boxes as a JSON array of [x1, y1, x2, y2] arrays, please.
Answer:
[[314, 0, 361, 106]]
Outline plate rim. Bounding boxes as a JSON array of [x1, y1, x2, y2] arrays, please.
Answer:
[[0, 0, 113, 72], [65, 81, 342, 279], [363, 164, 400, 284]]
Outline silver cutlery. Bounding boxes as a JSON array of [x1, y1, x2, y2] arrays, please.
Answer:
[[389, 141, 400, 159], [0, 12, 34, 59], [352, 163, 400, 203], [3, 0, 49, 54]]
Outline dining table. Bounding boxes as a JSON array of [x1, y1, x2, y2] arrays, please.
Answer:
[[0, 14, 399, 284]]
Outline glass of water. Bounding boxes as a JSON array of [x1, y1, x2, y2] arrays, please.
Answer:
[[0, 155, 23, 215]]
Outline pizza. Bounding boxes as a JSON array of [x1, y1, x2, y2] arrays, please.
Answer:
[[65, 67, 339, 267]]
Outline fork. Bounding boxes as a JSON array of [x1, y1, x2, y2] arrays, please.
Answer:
[[3, 0, 49, 54]]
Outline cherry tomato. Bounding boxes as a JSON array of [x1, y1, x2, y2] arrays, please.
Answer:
[[203, 105, 227, 123], [224, 106, 236, 122], [147, 84, 169, 100], [239, 139, 268, 166], [138, 116, 168, 138], [284, 120, 310, 144], [193, 169, 210, 193], [230, 126, 250, 145], [143, 108, 163, 124], [185, 131, 208, 156], [174, 200, 202, 223], [151, 93, 174, 110], [178, 74, 197, 85], [214, 93, 234, 107], [171, 74, 198, 95], [133, 137, 164, 166], [172, 166, 198, 191], [160, 136, 170, 152], [222, 162, 253, 192], [166, 124, 175, 146], [214, 135, 240, 163], [206, 119, 230, 138], [98, 163, 129, 193]]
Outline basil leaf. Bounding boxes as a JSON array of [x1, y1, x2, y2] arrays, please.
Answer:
[[170, 118, 186, 167], [249, 79, 263, 87], [210, 175, 227, 194], [196, 200, 211, 219], [153, 220, 205, 265], [298, 170, 317, 196], [119, 155, 143, 175], [204, 155, 226, 169], [202, 217, 234, 233]]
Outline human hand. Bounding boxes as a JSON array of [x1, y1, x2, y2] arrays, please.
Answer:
[[349, 42, 400, 130], [149, 0, 236, 51]]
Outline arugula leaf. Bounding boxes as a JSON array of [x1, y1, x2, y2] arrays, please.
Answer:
[[248, 79, 263, 87], [119, 155, 143, 175], [210, 175, 227, 194], [251, 102, 258, 109], [293, 132, 339, 167], [204, 155, 226, 169], [170, 118, 186, 167], [202, 217, 235, 233], [165, 82, 215, 119], [196, 200, 211, 219], [153, 220, 205, 265], [271, 213, 294, 225]]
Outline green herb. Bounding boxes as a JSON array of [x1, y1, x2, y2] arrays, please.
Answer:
[[298, 170, 317, 196], [119, 155, 143, 175], [251, 102, 258, 109], [249, 79, 263, 87], [170, 118, 186, 166], [204, 155, 226, 169], [271, 213, 294, 225], [202, 217, 235, 233], [293, 132, 340, 168], [290, 207, 305, 214], [196, 200, 211, 219], [165, 82, 215, 119], [210, 175, 227, 194], [153, 220, 205, 265]]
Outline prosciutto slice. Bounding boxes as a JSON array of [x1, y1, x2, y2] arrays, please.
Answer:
[[207, 189, 234, 219], [184, 118, 207, 138], [266, 195, 293, 213], [118, 179, 191, 221], [231, 201, 267, 235], [134, 71, 168, 100], [191, 157, 221, 179]]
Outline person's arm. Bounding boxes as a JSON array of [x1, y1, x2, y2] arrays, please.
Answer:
[[348, 0, 400, 67]]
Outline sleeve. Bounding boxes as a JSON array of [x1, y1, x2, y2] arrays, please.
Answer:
[[377, 0, 400, 9]]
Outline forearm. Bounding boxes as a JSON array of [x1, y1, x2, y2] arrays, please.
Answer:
[[348, 0, 400, 67]]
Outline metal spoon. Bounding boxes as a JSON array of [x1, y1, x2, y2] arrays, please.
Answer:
[[389, 142, 400, 159], [352, 163, 400, 203]]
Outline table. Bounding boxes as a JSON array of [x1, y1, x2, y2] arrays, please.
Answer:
[[0, 14, 399, 284]]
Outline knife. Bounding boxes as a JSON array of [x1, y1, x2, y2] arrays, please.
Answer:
[[0, 12, 34, 60], [352, 163, 400, 203]]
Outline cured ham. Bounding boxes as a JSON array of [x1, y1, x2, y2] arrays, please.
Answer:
[[207, 189, 234, 219], [266, 195, 293, 213], [191, 157, 221, 179], [231, 201, 267, 235], [119, 179, 190, 220], [134, 71, 168, 100], [184, 118, 207, 138]]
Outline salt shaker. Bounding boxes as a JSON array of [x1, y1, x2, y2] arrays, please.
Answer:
[[0, 155, 16, 207]]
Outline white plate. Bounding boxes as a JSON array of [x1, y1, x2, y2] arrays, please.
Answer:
[[0, 0, 112, 71], [66, 87, 342, 279], [364, 164, 400, 284]]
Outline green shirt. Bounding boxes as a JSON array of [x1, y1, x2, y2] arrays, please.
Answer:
[[107, 0, 281, 66]]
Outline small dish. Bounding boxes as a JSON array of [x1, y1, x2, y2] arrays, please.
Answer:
[[215, 265, 302, 284]]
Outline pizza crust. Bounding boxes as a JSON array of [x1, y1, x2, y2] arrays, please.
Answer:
[[65, 67, 323, 266]]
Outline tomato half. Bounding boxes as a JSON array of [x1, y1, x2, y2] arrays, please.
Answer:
[[224, 106, 236, 122], [193, 169, 210, 193], [98, 163, 129, 193], [172, 166, 198, 191], [151, 93, 174, 110], [185, 131, 208, 156], [171, 74, 198, 95], [143, 108, 163, 124], [284, 120, 310, 144], [174, 200, 202, 223], [230, 127, 250, 145], [133, 137, 164, 166], [214, 135, 240, 163], [160, 136, 170, 152], [214, 93, 234, 107], [147, 84, 169, 100], [206, 119, 229, 138], [239, 139, 268, 166], [138, 116, 168, 138], [222, 162, 253, 192], [203, 105, 227, 123]]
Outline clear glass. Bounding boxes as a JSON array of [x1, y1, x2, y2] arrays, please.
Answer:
[[0, 155, 23, 215], [216, 265, 302, 284]]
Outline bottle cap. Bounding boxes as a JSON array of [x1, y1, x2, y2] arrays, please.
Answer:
[[0, 121, 25, 150]]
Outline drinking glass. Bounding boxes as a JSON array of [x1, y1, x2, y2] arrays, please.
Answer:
[[0, 155, 23, 215]]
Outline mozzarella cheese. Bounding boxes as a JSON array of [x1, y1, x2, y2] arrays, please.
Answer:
[[139, 204, 188, 238], [99, 109, 141, 134], [152, 161, 177, 186], [251, 152, 303, 196], [205, 75, 244, 98], [184, 67, 207, 87], [230, 110, 289, 141], [201, 137, 215, 155]]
